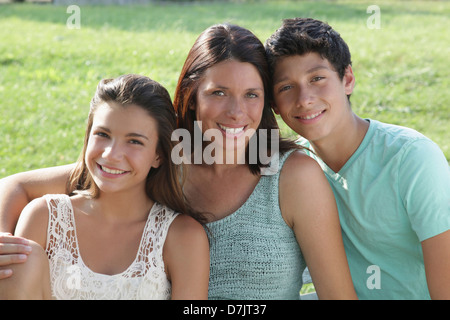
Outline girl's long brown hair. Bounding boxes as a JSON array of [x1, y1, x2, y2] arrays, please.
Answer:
[[67, 74, 206, 224]]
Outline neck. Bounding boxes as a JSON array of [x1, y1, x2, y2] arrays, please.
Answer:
[[202, 141, 248, 168], [311, 114, 369, 173], [88, 187, 153, 224], [197, 160, 249, 178]]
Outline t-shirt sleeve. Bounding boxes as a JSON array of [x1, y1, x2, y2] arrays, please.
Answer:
[[398, 138, 450, 241]]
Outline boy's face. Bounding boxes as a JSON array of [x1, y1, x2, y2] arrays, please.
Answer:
[[272, 52, 355, 144]]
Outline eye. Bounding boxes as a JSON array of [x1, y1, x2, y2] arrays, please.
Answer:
[[278, 84, 293, 93], [212, 90, 225, 96], [311, 76, 325, 82], [129, 139, 144, 146], [246, 92, 259, 99], [94, 131, 109, 138]]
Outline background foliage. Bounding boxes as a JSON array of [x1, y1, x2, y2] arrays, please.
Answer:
[[0, 0, 449, 178]]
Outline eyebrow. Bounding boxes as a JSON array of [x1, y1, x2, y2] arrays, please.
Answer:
[[94, 126, 149, 140], [274, 65, 331, 85], [207, 84, 264, 91], [306, 65, 330, 74], [127, 133, 149, 140]]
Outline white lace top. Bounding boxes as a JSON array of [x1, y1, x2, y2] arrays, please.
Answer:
[[43, 194, 179, 300]]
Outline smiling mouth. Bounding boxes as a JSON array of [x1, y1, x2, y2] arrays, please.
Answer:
[[98, 164, 128, 175], [217, 124, 246, 135], [296, 110, 325, 120]]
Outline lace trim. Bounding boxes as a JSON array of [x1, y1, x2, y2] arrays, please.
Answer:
[[44, 194, 178, 300]]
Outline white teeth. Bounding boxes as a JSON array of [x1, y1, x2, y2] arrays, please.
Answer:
[[300, 111, 323, 120], [218, 124, 245, 134], [101, 166, 126, 175]]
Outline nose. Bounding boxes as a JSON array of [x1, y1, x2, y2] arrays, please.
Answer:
[[102, 141, 124, 162], [226, 97, 245, 120], [297, 86, 314, 108]]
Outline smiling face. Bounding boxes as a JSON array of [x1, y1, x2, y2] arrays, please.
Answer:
[[85, 102, 160, 195], [272, 52, 355, 145], [195, 60, 264, 153]]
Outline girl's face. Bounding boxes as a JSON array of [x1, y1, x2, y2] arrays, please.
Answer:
[[85, 102, 160, 195], [195, 60, 264, 157]]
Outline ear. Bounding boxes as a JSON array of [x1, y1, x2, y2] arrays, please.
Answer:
[[271, 103, 280, 115], [343, 65, 355, 96], [151, 153, 161, 169]]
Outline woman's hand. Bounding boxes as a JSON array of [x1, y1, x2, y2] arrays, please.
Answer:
[[0, 232, 32, 279]]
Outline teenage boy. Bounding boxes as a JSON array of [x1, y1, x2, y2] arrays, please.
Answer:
[[265, 17, 450, 299]]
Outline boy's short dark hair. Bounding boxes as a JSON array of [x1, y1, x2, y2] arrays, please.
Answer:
[[265, 18, 352, 80]]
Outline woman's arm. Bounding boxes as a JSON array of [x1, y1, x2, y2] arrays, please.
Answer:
[[0, 232, 31, 279], [0, 164, 74, 278], [163, 214, 210, 300], [280, 151, 357, 300], [0, 164, 75, 233]]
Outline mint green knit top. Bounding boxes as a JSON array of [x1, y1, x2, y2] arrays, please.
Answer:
[[206, 150, 306, 300]]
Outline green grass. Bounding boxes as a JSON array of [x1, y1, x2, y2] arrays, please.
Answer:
[[300, 282, 315, 296], [1, 0, 449, 178]]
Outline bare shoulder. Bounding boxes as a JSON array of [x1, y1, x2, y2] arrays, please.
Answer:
[[163, 214, 210, 289], [166, 214, 208, 245], [164, 214, 209, 261], [280, 150, 325, 184], [15, 197, 49, 248], [279, 150, 335, 227], [19, 197, 49, 226]]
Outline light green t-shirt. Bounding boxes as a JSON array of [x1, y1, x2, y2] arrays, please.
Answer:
[[298, 119, 450, 299]]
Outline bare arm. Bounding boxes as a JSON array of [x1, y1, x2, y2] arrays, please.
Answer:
[[13, 197, 50, 249], [280, 151, 357, 300], [0, 233, 31, 278], [0, 164, 75, 233], [0, 165, 74, 278], [422, 230, 450, 299], [163, 214, 210, 300], [0, 198, 52, 298], [0, 196, 51, 280]]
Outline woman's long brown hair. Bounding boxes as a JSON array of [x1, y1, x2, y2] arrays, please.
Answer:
[[173, 23, 301, 175]]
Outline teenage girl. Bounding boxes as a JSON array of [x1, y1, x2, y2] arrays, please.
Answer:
[[0, 74, 209, 300]]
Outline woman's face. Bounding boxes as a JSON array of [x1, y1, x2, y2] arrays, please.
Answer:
[[194, 60, 264, 159]]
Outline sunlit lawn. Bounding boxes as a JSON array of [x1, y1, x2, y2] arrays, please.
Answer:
[[1, 0, 449, 179]]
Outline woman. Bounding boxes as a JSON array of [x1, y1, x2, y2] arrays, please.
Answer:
[[0, 24, 356, 299]]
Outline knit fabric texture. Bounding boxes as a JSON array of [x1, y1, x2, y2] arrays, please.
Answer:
[[207, 150, 306, 299]]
